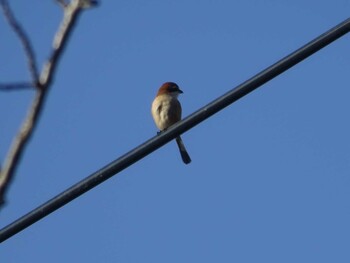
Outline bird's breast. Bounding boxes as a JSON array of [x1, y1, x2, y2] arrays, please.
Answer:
[[151, 95, 181, 131]]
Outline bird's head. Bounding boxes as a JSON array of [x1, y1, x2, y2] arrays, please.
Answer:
[[157, 82, 183, 97]]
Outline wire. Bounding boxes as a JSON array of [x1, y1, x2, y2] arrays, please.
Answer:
[[1, 17, 349, 243]]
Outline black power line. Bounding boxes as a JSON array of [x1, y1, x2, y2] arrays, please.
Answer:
[[1, 17, 350, 243]]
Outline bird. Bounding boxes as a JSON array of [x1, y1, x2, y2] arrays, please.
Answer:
[[151, 82, 191, 164]]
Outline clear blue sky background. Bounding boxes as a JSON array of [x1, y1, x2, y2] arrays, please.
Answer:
[[1, 1, 350, 262]]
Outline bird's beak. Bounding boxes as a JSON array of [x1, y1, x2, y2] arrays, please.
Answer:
[[178, 89, 184, 94]]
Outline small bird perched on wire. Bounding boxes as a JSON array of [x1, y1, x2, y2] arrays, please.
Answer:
[[151, 82, 191, 164]]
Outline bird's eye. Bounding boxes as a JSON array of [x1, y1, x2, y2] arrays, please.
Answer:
[[169, 86, 178, 92]]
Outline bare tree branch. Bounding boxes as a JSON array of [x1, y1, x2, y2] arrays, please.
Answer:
[[0, 0, 97, 208], [0, 82, 34, 91], [0, 0, 39, 84]]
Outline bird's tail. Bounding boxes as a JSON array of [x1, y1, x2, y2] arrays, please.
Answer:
[[175, 136, 191, 164]]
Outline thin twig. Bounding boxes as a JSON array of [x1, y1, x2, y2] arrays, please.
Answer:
[[41, 0, 85, 87], [0, 82, 34, 91], [0, 0, 97, 208], [0, 0, 39, 84], [55, 0, 68, 9]]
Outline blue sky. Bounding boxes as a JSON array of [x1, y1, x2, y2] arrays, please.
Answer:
[[1, 0, 350, 262]]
